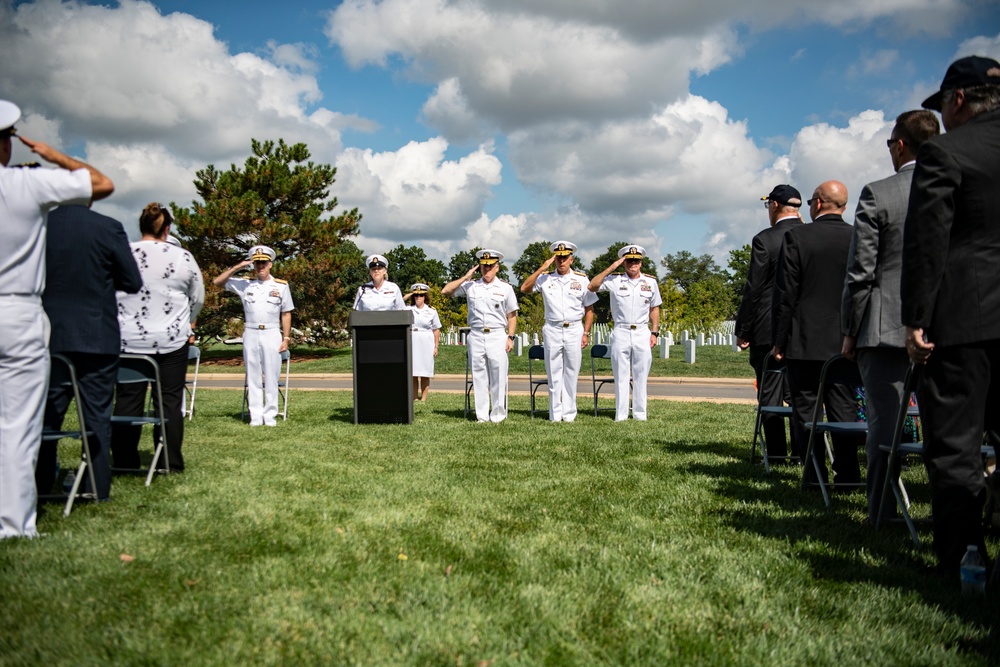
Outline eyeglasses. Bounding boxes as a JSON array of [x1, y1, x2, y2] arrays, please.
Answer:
[[369, 263, 386, 270], [624, 258, 642, 264], [762, 199, 772, 209], [807, 197, 821, 206]]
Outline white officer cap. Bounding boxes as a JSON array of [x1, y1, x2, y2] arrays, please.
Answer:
[[366, 254, 388, 268], [550, 240, 577, 256], [249, 245, 276, 262], [410, 283, 430, 294], [0, 100, 20, 133], [476, 249, 503, 265], [618, 244, 646, 260]]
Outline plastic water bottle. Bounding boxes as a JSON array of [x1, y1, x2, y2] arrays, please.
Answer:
[[959, 545, 987, 595]]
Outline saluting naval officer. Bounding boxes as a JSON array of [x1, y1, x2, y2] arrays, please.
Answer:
[[588, 245, 662, 421], [442, 249, 519, 423], [520, 241, 598, 422], [0, 99, 114, 539], [213, 245, 294, 426]]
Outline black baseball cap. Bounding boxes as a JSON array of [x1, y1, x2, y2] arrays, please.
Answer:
[[761, 184, 802, 207], [922, 55, 1000, 111]]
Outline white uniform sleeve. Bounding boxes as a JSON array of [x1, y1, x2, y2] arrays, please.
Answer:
[[453, 280, 472, 298], [281, 283, 295, 312], [393, 285, 405, 310], [431, 309, 442, 330], [31, 167, 92, 209], [504, 283, 519, 314], [598, 275, 614, 293]]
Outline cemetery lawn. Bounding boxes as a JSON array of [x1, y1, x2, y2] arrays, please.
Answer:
[[198, 343, 757, 378], [2, 390, 997, 666]]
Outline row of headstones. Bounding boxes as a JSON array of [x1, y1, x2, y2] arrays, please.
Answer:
[[442, 321, 740, 364]]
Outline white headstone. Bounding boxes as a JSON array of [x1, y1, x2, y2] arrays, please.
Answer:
[[685, 339, 696, 364], [659, 337, 669, 359]]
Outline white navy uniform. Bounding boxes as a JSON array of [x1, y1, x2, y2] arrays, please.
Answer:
[[454, 278, 518, 422], [409, 304, 442, 378], [531, 270, 598, 422], [226, 276, 294, 425], [599, 273, 662, 421], [0, 162, 91, 539], [353, 281, 405, 311]]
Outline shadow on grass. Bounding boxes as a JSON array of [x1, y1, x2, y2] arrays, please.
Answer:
[[664, 439, 1000, 657], [327, 407, 355, 423]]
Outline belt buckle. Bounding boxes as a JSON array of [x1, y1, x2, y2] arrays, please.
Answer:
[[629, 325, 637, 330], [258, 325, 266, 330], [483, 328, 491, 333], [562, 322, 570, 328]]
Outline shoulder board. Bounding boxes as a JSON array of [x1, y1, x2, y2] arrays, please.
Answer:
[[572, 270, 587, 276], [273, 278, 288, 285]]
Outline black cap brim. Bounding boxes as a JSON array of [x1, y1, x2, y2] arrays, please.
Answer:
[[922, 90, 944, 112]]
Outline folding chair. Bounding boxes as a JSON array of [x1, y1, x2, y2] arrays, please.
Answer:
[[463, 349, 475, 420], [241, 349, 291, 422], [183, 345, 200, 421], [802, 354, 868, 507], [111, 354, 169, 486], [591, 344, 616, 417], [40, 354, 99, 516], [876, 363, 928, 545], [749, 353, 794, 473], [527, 344, 548, 418]]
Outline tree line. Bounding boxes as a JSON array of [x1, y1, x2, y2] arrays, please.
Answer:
[[172, 139, 750, 345]]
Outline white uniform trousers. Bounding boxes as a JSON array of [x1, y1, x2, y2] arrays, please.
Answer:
[[0, 297, 49, 539], [610, 326, 652, 421], [243, 328, 282, 425], [542, 322, 583, 422], [468, 329, 508, 422]]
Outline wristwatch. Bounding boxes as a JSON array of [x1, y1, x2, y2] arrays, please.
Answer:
[[508, 335, 516, 340]]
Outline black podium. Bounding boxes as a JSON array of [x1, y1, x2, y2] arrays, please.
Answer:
[[349, 310, 414, 424]]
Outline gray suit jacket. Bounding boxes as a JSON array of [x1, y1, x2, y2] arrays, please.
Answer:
[[840, 162, 914, 348]]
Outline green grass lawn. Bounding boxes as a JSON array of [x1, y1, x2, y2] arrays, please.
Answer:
[[199, 343, 757, 378], [2, 391, 997, 666]]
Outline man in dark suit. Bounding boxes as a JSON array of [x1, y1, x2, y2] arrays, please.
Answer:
[[772, 181, 860, 486], [902, 55, 1000, 572], [841, 110, 940, 525], [735, 184, 804, 463], [36, 205, 142, 501]]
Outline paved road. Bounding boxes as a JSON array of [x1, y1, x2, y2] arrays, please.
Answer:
[[193, 373, 756, 404]]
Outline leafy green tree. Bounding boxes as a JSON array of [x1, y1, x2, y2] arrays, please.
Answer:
[[587, 242, 658, 323], [727, 244, 752, 312], [511, 240, 553, 285], [682, 275, 732, 333], [660, 250, 723, 292], [175, 139, 362, 343], [384, 244, 447, 291]]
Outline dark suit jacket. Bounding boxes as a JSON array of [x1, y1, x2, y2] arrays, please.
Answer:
[[902, 108, 1000, 346], [735, 216, 803, 346], [841, 163, 914, 348], [43, 205, 143, 354], [772, 213, 853, 361]]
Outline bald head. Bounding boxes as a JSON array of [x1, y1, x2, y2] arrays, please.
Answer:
[[809, 180, 848, 220]]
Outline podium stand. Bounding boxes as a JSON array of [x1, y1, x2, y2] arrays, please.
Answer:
[[349, 310, 414, 424]]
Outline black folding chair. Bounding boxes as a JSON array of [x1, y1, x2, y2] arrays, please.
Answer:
[[802, 354, 868, 507], [591, 344, 617, 417], [876, 363, 928, 545], [41, 354, 99, 516], [111, 354, 169, 486], [527, 344, 548, 418], [241, 349, 291, 422], [463, 347, 474, 420], [749, 353, 794, 473]]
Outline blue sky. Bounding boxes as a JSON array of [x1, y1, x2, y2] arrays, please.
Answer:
[[4, 0, 999, 271]]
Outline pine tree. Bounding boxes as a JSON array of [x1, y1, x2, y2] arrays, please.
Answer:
[[173, 139, 363, 343]]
